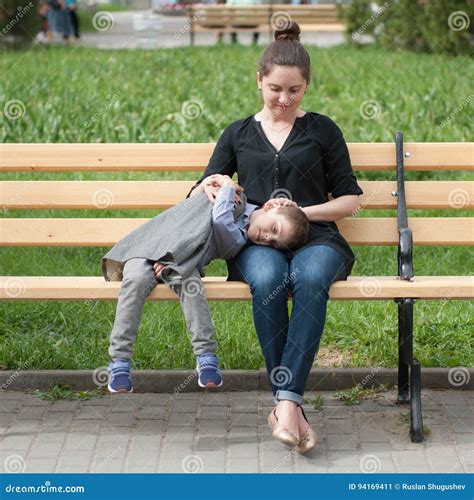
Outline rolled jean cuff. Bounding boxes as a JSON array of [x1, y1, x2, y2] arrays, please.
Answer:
[[274, 390, 304, 406]]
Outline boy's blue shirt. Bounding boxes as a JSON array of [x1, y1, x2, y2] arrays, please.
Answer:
[[197, 186, 258, 270]]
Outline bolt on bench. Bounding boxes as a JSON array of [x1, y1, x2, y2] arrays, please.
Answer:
[[0, 135, 472, 442]]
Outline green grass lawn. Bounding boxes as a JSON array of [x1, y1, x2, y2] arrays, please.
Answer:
[[0, 44, 472, 371]]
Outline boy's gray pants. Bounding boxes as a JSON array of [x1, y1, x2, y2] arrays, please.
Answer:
[[108, 258, 217, 360]]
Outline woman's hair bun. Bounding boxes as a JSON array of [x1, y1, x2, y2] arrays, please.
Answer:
[[274, 20, 301, 42]]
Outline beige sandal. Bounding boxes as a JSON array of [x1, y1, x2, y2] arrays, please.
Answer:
[[296, 406, 317, 454], [268, 408, 299, 447]]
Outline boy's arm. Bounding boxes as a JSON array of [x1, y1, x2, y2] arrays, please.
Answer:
[[153, 177, 244, 281], [212, 183, 247, 259]]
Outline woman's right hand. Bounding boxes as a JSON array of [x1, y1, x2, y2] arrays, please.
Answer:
[[263, 198, 301, 211]]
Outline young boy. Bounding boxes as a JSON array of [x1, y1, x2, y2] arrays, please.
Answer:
[[103, 174, 309, 393]]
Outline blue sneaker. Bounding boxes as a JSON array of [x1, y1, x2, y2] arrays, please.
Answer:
[[196, 353, 223, 388], [107, 358, 133, 393]]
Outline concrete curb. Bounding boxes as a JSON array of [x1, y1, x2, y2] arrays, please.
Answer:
[[1, 368, 472, 392]]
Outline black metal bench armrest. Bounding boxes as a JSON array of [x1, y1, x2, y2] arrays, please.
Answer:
[[398, 227, 414, 280], [396, 131, 415, 281]]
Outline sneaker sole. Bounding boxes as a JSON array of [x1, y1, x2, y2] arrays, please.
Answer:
[[107, 384, 133, 394], [196, 366, 223, 388], [197, 379, 223, 389]]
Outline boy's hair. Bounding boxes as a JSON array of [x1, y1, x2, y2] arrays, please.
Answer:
[[277, 205, 309, 250]]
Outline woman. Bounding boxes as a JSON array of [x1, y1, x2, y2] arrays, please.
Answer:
[[188, 21, 363, 453]]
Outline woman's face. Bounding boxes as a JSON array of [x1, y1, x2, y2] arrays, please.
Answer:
[[257, 65, 308, 119]]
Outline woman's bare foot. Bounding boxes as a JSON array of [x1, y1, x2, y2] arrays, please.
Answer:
[[297, 405, 310, 437], [275, 400, 300, 441]]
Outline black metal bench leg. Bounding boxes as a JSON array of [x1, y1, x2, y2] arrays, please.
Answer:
[[410, 358, 424, 442], [397, 298, 411, 403], [396, 298, 424, 442]]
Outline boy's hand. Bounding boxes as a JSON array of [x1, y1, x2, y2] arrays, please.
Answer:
[[153, 262, 167, 282], [197, 174, 243, 205], [221, 175, 241, 191]]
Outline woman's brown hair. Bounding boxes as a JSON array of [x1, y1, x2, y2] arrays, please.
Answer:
[[257, 21, 311, 84]]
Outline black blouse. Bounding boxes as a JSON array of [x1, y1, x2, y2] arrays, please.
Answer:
[[188, 112, 364, 277]]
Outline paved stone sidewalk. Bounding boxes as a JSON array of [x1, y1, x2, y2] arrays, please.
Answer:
[[0, 389, 472, 474]]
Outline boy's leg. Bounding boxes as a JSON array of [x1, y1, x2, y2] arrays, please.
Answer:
[[168, 269, 222, 387], [168, 268, 217, 356], [108, 258, 158, 360]]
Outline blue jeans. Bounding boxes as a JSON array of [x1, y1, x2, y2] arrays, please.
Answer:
[[47, 8, 72, 36], [232, 244, 348, 405]]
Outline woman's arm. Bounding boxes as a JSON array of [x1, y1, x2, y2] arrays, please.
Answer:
[[301, 195, 361, 222]]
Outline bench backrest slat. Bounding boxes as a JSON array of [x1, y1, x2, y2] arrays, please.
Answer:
[[1, 218, 472, 246], [1, 143, 472, 171], [2, 180, 473, 210]]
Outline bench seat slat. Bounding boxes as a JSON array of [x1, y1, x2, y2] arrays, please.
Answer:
[[193, 24, 345, 33], [1, 276, 472, 300], [1, 218, 472, 246], [1, 180, 472, 210], [1, 143, 472, 171]]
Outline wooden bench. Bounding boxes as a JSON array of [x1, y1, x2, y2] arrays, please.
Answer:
[[187, 4, 346, 45], [1, 136, 473, 442]]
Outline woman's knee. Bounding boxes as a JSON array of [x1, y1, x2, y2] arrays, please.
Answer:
[[290, 246, 346, 291], [235, 247, 289, 295], [293, 267, 337, 291]]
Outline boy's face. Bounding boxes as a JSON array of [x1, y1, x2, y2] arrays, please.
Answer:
[[247, 208, 293, 249]]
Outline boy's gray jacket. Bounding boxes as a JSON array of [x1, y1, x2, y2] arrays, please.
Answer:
[[101, 192, 245, 285]]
